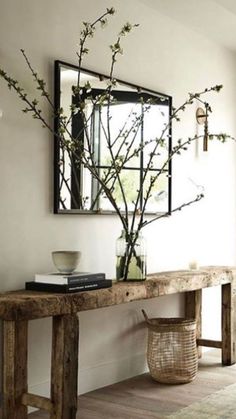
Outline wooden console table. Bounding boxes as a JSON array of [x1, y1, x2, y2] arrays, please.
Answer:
[[0, 266, 236, 419]]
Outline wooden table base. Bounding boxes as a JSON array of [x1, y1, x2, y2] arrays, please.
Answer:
[[185, 282, 236, 365], [2, 315, 79, 419], [3, 320, 28, 419], [0, 267, 235, 418]]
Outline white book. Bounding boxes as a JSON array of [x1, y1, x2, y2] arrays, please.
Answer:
[[34, 272, 106, 285]]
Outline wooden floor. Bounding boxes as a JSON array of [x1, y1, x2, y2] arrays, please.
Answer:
[[30, 350, 236, 419]]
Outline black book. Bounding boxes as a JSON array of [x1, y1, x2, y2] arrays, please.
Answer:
[[25, 279, 112, 293]]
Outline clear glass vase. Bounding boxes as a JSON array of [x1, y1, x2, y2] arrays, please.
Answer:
[[116, 230, 147, 281]]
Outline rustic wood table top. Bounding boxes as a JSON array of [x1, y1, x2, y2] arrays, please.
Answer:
[[0, 266, 235, 321]]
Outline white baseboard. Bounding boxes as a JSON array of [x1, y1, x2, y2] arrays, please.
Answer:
[[28, 380, 51, 413], [78, 352, 148, 394], [28, 352, 148, 412]]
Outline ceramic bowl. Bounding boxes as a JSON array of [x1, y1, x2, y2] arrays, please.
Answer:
[[52, 251, 81, 273]]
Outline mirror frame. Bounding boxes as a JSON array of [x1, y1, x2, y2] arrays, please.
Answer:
[[54, 60, 172, 215]]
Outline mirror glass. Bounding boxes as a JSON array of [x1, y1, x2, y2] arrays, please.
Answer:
[[54, 61, 172, 214]]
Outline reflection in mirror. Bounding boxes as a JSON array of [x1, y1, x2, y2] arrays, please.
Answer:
[[54, 61, 172, 214]]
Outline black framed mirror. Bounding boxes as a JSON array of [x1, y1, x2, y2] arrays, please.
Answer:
[[54, 60, 172, 214]]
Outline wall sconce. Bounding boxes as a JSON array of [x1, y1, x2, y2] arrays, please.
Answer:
[[196, 106, 208, 152]]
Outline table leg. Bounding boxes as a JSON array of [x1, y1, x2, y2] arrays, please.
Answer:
[[222, 282, 236, 365], [50, 314, 79, 419], [2, 320, 28, 419], [185, 290, 202, 357]]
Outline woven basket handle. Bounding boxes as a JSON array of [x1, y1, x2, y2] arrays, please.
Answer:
[[142, 309, 149, 322]]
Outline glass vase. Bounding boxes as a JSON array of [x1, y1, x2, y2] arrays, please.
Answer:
[[116, 230, 147, 281]]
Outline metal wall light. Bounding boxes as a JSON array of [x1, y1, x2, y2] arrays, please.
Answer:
[[196, 106, 208, 151]]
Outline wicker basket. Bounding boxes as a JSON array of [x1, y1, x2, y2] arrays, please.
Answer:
[[142, 310, 198, 384]]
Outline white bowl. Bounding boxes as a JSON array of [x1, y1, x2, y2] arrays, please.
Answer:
[[52, 251, 81, 273]]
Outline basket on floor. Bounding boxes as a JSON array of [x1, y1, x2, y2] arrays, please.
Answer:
[[142, 310, 198, 384]]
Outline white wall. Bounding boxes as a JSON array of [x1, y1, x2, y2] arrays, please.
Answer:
[[0, 0, 236, 397]]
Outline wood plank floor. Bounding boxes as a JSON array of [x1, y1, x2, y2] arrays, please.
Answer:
[[30, 350, 236, 418]]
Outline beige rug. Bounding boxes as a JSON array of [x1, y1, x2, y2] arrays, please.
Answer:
[[167, 382, 236, 418]]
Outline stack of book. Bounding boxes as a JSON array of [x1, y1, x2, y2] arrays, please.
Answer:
[[25, 272, 112, 293]]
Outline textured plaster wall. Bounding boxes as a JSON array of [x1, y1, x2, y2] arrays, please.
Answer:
[[0, 0, 236, 396]]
